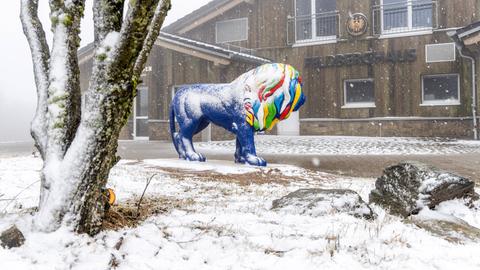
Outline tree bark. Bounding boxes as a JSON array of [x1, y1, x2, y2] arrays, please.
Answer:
[[21, 0, 171, 235]]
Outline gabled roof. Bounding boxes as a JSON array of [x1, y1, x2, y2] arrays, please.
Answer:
[[163, 0, 249, 34], [78, 32, 270, 66]]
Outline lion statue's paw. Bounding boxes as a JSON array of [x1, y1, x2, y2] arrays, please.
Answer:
[[185, 152, 207, 162], [244, 155, 267, 167]]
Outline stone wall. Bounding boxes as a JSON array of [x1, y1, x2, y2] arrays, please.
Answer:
[[300, 118, 476, 138]]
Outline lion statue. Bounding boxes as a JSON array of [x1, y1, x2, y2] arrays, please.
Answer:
[[169, 63, 305, 166]]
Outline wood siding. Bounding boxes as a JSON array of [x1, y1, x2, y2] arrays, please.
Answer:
[[179, 0, 480, 121]]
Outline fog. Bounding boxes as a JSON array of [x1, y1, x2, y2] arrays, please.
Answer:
[[0, 0, 212, 142]]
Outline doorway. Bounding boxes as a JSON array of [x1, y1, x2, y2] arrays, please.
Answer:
[[133, 86, 149, 140], [276, 111, 300, 136]]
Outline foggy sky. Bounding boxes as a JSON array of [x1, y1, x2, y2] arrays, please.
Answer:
[[0, 0, 212, 142]]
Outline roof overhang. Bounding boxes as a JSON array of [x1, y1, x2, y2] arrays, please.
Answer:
[[78, 32, 270, 67], [155, 39, 231, 66], [449, 21, 480, 56]]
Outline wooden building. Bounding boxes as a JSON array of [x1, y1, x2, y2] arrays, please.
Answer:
[[79, 0, 480, 140]]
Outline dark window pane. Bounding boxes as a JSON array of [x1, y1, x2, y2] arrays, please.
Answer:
[[412, 1, 433, 28], [315, 0, 336, 37], [316, 13, 336, 37], [345, 80, 375, 103], [296, 0, 311, 16], [135, 119, 149, 137], [136, 87, 149, 117], [296, 0, 312, 40], [423, 75, 459, 102], [296, 17, 312, 40], [315, 0, 335, 13], [383, 0, 408, 30]]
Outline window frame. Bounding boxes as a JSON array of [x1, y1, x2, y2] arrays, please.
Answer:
[[294, 0, 337, 44], [421, 73, 461, 106], [380, 0, 433, 36], [215, 17, 249, 44], [342, 78, 376, 109]]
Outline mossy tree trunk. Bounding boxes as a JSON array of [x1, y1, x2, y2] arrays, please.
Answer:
[[20, 0, 171, 235]]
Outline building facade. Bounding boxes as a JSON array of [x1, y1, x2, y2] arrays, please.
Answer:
[[79, 0, 480, 140]]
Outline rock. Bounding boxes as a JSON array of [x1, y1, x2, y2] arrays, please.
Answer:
[[271, 188, 374, 219], [0, 226, 25, 249], [369, 161, 476, 217], [411, 211, 480, 243]]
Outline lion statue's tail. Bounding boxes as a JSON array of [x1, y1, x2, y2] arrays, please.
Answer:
[[169, 105, 180, 155]]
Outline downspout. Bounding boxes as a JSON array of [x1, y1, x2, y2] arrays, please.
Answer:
[[458, 50, 479, 140], [450, 28, 479, 140]]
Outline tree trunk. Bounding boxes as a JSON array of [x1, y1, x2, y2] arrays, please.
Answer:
[[21, 0, 171, 235]]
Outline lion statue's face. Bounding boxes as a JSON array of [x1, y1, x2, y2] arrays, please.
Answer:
[[237, 63, 306, 131]]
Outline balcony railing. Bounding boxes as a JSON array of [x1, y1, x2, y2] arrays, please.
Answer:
[[287, 11, 340, 45], [372, 0, 438, 36]]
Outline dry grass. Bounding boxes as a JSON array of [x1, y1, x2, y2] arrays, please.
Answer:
[[102, 196, 194, 231], [148, 166, 297, 186]]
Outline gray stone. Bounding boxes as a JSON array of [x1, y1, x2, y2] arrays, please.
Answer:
[[411, 214, 480, 243], [0, 226, 25, 249], [271, 188, 374, 219], [369, 161, 476, 217]]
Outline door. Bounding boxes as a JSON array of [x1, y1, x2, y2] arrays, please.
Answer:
[[133, 86, 149, 140], [276, 111, 300, 136]]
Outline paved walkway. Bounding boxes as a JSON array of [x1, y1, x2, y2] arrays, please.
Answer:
[[2, 139, 479, 182]]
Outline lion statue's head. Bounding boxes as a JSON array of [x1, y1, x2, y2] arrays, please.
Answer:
[[234, 63, 306, 131]]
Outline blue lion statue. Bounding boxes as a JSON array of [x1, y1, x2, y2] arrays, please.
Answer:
[[169, 63, 305, 166]]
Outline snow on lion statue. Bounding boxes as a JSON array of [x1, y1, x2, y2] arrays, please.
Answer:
[[169, 63, 306, 166]]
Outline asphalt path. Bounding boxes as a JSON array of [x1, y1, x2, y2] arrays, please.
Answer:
[[2, 140, 479, 182]]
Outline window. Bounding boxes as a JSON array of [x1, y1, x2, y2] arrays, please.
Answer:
[[343, 79, 376, 108], [382, 0, 433, 34], [216, 18, 248, 43], [422, 74, 460, 106], [294, 0, 337, 42], [134, 86, 149, 139]]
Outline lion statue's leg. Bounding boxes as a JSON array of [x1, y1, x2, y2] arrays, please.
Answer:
[[173, 116, 207, 162], [234, 122, 266, 166]]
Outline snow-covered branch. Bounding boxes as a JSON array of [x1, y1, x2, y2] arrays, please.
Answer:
[[44, 0, 85, 160], [133, 0, 171, 79], [111, 0, 165, 78], [20, 0, 50, 157], [93, 0, 125, 46]]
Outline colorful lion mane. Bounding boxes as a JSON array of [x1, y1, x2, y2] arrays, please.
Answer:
[[237, 63, 305, 131]]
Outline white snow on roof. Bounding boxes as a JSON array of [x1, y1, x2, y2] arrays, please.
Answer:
[[159, 32, 271, 64]]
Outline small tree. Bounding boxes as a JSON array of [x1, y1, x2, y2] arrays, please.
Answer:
[[20, 0, 171, 235]]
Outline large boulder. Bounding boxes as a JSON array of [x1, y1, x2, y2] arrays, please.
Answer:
[[271, 188, 374, 219], [410, 210, 480, 243], [369, 161, 477, 217], [0, 226, 25, 249]]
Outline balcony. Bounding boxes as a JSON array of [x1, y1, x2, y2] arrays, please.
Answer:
[[372, 0, 438, 37], [287, 11, 340, 45]]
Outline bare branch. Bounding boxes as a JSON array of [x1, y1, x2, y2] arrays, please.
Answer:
[[132, 0, 171, 79], [20, 0, 50, 157], [136, 174, 157, 217]]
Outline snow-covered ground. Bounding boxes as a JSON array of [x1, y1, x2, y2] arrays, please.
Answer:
[[1, 155, 480, 269], [197, 135, 480, 156]]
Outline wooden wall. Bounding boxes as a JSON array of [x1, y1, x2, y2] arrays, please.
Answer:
[[179, 0, 480, 121]]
